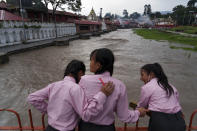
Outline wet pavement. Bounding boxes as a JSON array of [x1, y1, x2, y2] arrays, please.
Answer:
[[0, 29, 197, 127]]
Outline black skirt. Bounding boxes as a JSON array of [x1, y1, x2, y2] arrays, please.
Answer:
[[45, 125, 75, 131], [148, 111, 186, 131], [78, 120, 116, 131]]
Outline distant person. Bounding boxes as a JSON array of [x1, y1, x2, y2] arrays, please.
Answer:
[[27, 60, 114, 131], [137, 63, 186, 131], [78, 48, 147, 131]]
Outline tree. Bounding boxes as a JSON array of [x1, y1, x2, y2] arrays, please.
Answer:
[[150, 11, 161, 19], [187, 0, 197, 25], [42, 0, 81, 37], [130, 12, 141, 19], [114, 14, 120, 19], [187, 0, 197, 7], [123, 9, 129, 18], [104, 12, 112, 18], [172, 5, 186, 25], [32, 0, 47, 11], [43, 0, 81, 20], [144, 4, 151, 16], [111, 14, 115, 20]]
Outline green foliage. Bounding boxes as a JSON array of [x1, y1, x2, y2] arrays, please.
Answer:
[[30, 25, 41, 28], [130, 12, 141, 19], [43, 0, 81, 22], [105, 13, 112, 18], [150, 12, 162, 19], [24, 24, 28, 29], [171, 0, 197, 26], [170, 26, 197, 34], [172, 5, 186, 25], [123, 9, 128, 18], [32, 0, 48, 12], [144, 4, 152, 16], [134, 29, 197, 51], [69, 0, 82, 12], [187, 0, 197, 7], [16, 24, 41, 29], [46, 0, 82, 13], [170, 45, 197, 52]]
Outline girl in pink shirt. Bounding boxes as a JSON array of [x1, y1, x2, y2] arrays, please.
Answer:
[[138, 63, 186, 131], [27, 60, 114, 131], [78, 48, 147, 131]]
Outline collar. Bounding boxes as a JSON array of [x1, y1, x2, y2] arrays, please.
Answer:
[[63, 76, 76, 83], [149, 78, 158, 83], [101, 71, 111, 76]]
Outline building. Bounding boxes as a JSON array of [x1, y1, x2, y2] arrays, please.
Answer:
[[0, 9, 28, 21], [154, 16, 175, 28], [0, 1, 81, 23], [87, 7, 98, 21], [75, 20, 101, 34]]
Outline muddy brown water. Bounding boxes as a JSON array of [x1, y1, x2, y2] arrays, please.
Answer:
[[0, 29, 197, 128]]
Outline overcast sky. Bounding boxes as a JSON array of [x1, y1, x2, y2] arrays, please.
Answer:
[[80, 0, 189, 16]]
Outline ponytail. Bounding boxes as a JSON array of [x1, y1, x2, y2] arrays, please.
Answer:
[[141, 63, 174, 97]]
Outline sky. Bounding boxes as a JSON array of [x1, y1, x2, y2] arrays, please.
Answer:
[[80, 0, 189, 16]]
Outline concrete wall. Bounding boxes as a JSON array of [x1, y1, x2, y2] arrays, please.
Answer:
[[0, 21, 76, 47]]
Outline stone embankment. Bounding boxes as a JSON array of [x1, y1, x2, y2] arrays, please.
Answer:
[[0, 21, 115, 64]]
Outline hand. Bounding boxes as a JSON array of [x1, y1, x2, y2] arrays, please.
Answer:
[[129, 102, 137, 109], [101, 81, 114, 97], [136, 107, 148, 117], [146, 110, 151, 117]]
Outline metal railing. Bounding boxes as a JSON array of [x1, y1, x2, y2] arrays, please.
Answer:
[[0, 109, 45, 131], [0, 108, 197, 131]]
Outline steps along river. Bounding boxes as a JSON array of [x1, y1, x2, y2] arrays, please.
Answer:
[[0, 29, 197, 127]]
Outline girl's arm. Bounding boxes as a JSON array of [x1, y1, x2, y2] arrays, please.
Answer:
[[69, 84, 107, 122], [115, 83, 141, 123], [27, 84, 52, 114], [137, 85, 152, 109]]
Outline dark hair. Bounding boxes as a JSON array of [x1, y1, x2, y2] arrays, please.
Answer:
[[90, 48, 114, 76], [141, 63, 174, 97], [64, 60, 86, 83]]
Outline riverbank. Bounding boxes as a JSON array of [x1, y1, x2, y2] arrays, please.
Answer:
[[169, 26, 197, 35], [0, 30, 114, 64], [133, 29, 197, 52]]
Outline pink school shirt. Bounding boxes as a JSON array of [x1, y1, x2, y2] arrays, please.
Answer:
[[137, 78, 182, 113], [79, 72, 140, 125], [27, 76, 107, 131]]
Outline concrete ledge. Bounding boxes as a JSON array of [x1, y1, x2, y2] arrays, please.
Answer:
[[0, 35, 79, 55], [0, 30, 116, 56], [54, 40, 69, 46], [0, 52, 9, 64], [92, 32, 101, 37], [79, 33, 92, 39]]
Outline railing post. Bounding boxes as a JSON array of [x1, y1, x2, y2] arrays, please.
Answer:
[[188, 110, 197, 131], [124, 123, 127, 131], [0, 109, 23, 131], [42, 114, 45, 130], [28, 109, 34, 131]]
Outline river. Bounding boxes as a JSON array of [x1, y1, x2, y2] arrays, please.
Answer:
[[0, 29, 197, 128]]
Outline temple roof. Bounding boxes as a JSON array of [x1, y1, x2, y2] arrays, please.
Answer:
[[0, 10, 28, 21]]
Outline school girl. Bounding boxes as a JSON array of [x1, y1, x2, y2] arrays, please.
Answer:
[[27, 60, 114, 131], [78, 48, 147, 131], [138, 63, 186, 131]]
